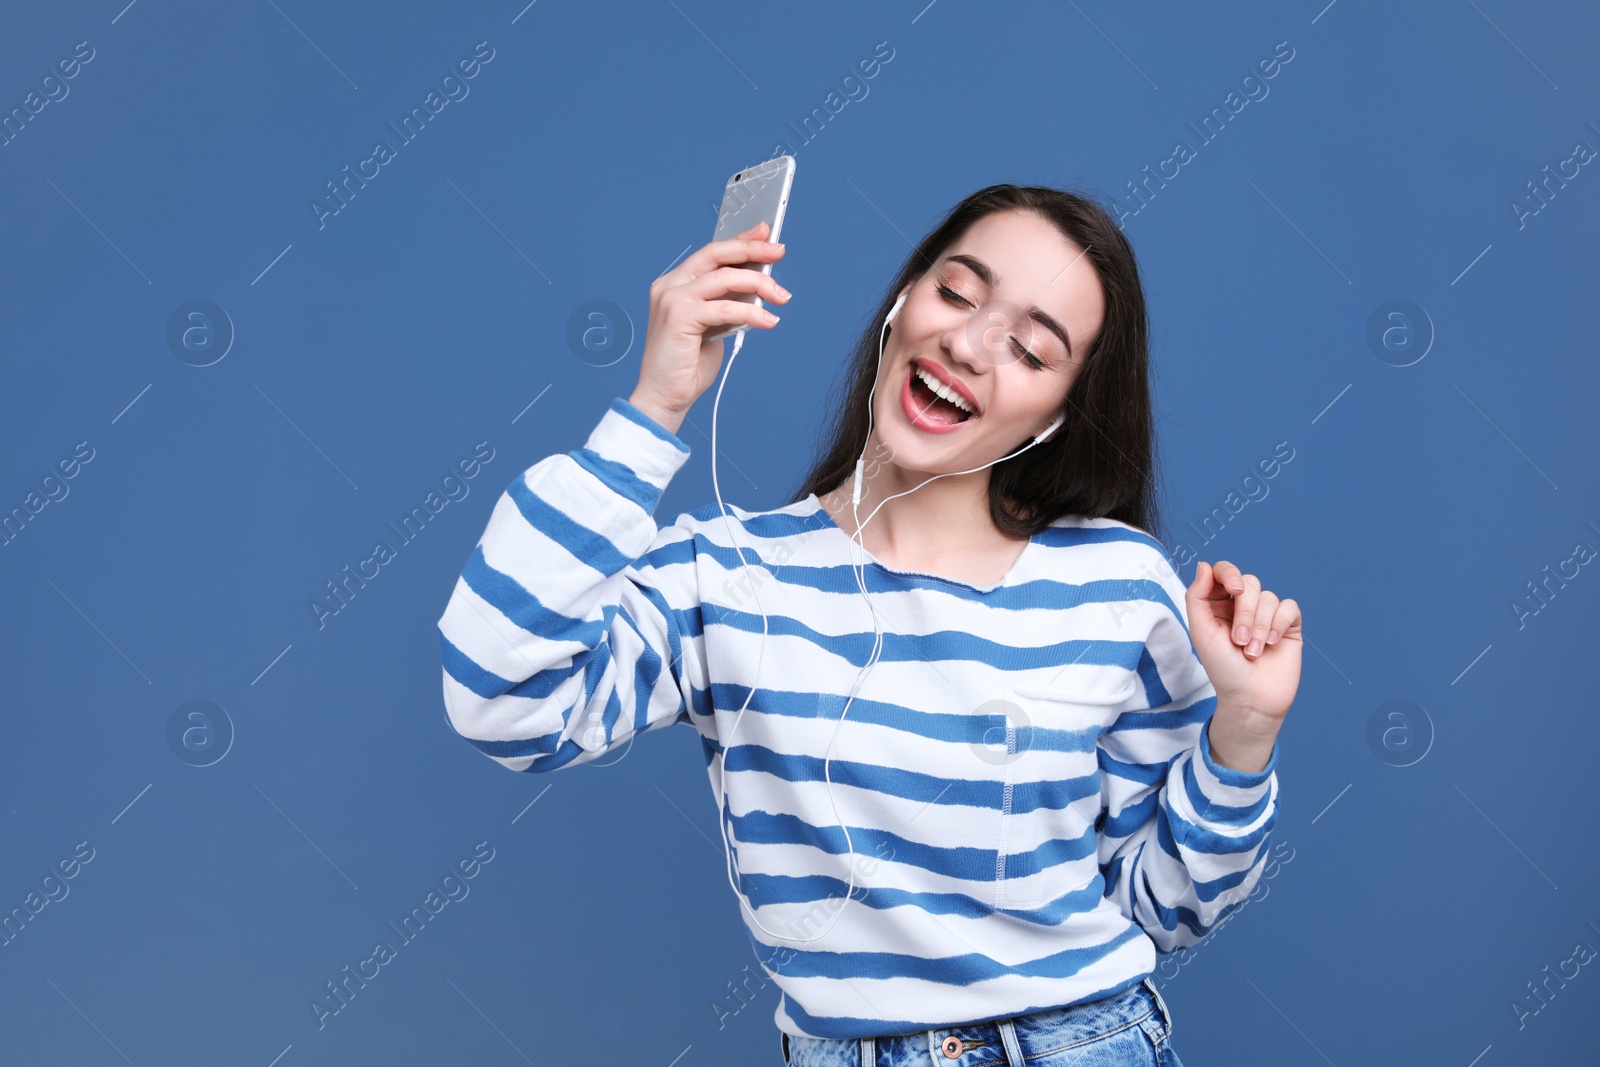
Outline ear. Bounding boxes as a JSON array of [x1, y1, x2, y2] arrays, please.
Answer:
[[886, 288, 911, 325], [1034, 411, 1066, 443]]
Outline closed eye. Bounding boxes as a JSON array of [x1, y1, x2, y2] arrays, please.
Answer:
[[935, 284, 1046, 370]]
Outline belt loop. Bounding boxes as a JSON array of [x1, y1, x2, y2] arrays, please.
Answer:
[[996, 1018, 1025, 1066], [860, 1034, 875, 1067], [1142, 976, 1174, 1040]]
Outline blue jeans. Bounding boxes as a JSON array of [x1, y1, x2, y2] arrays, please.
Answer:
[[780, 977, 1184, 1066]]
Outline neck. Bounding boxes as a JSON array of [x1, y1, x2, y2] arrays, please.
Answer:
[[832, 432, 1021, 559]]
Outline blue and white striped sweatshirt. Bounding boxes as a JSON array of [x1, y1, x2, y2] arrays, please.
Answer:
[[436, 396, 1280, 1040]]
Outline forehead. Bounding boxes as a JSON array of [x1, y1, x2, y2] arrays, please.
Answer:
[[941, 209, 1105, 341]]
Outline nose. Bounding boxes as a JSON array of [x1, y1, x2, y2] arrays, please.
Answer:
[[941, 306, 996, 378], [945, 298, 1027, 373]]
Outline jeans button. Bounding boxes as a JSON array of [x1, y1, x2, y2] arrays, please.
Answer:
[[940, 1034, 964, 1058]]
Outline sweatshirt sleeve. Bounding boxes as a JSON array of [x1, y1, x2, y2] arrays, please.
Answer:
[[435, 396, 706, 773], [1094, 555, 1279, 953]]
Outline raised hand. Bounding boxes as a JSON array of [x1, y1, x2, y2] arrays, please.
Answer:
[[1185, 559, 1303, 771], [628, 219, 790, 436]]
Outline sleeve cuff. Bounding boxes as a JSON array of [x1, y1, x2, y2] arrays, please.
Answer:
[[570, 397, 693, 516], [609, 396, 691, 455], [1198, 715, 1277, 785], [1182, 716, 1277, 823]]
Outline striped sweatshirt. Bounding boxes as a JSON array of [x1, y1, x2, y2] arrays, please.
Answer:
[[436, 395, 1280, 1040]]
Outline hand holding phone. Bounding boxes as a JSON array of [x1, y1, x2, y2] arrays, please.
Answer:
[[628, 218, 789, 435]]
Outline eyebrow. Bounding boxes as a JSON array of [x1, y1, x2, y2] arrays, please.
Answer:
[[942, 253, 1074, 358]]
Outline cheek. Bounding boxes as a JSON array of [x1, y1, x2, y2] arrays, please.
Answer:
[[873, 351, 909, 404], [987, 377, 1062, 434], [877, 353, 900, 387]]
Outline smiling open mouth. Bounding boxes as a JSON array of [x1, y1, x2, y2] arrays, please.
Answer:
[[906, 364, 974, 425]]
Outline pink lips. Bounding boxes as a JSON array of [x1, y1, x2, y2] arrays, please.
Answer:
[[913, 357, 981, 414], [898, 362, 973, 434]]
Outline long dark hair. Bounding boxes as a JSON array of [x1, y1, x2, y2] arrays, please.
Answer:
[[788, 183, 1164, 545]]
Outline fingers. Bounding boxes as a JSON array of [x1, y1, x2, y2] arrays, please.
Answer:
[[1244, 590, 1279, 659], [1204, 561, 1297, 659], [1186, 559, 1213, 601], [1211, 562, 1259, 648], [690, 297, 782, 333], [682, 264, 792, 306], [1201, 559, 1239, 602], [658, 265, 788, 339], [1186, 561, 1234, 642], [1187, 560, 1222, 613], [657, 226, 785, 293], [1266, 597, 1302, 645], [1209, 559, 1245, 596], [1233, 573, 1260, 648]]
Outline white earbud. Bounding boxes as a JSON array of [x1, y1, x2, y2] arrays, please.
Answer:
[[885, 289, 908, 324], [1035, 411, 1066, 444]]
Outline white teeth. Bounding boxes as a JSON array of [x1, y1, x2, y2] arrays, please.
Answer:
[[914, 366, 975, 414]]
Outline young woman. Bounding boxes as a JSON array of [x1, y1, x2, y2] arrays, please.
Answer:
[[436, 184, 1302, 1066]]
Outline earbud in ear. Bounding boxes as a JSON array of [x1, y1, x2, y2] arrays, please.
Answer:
[[885, 289, 909, 325], [1034, 412, 1066, 444]]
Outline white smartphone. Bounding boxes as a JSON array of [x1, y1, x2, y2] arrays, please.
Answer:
[[704, 155, 796, 343]]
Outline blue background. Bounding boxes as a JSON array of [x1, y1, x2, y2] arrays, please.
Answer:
[[2, 1, 1596, 1064]]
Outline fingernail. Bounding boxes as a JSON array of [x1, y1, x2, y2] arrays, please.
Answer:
[[763, 310, 779, 323], [1267, 629, 1280, 644], [1246, 639, 1262, 656], [776, 285, 791, 298], [1235, 625, 1250, 644]]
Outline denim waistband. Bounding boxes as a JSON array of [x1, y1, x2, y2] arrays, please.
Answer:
[[783, 976, 1171, 1066]]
